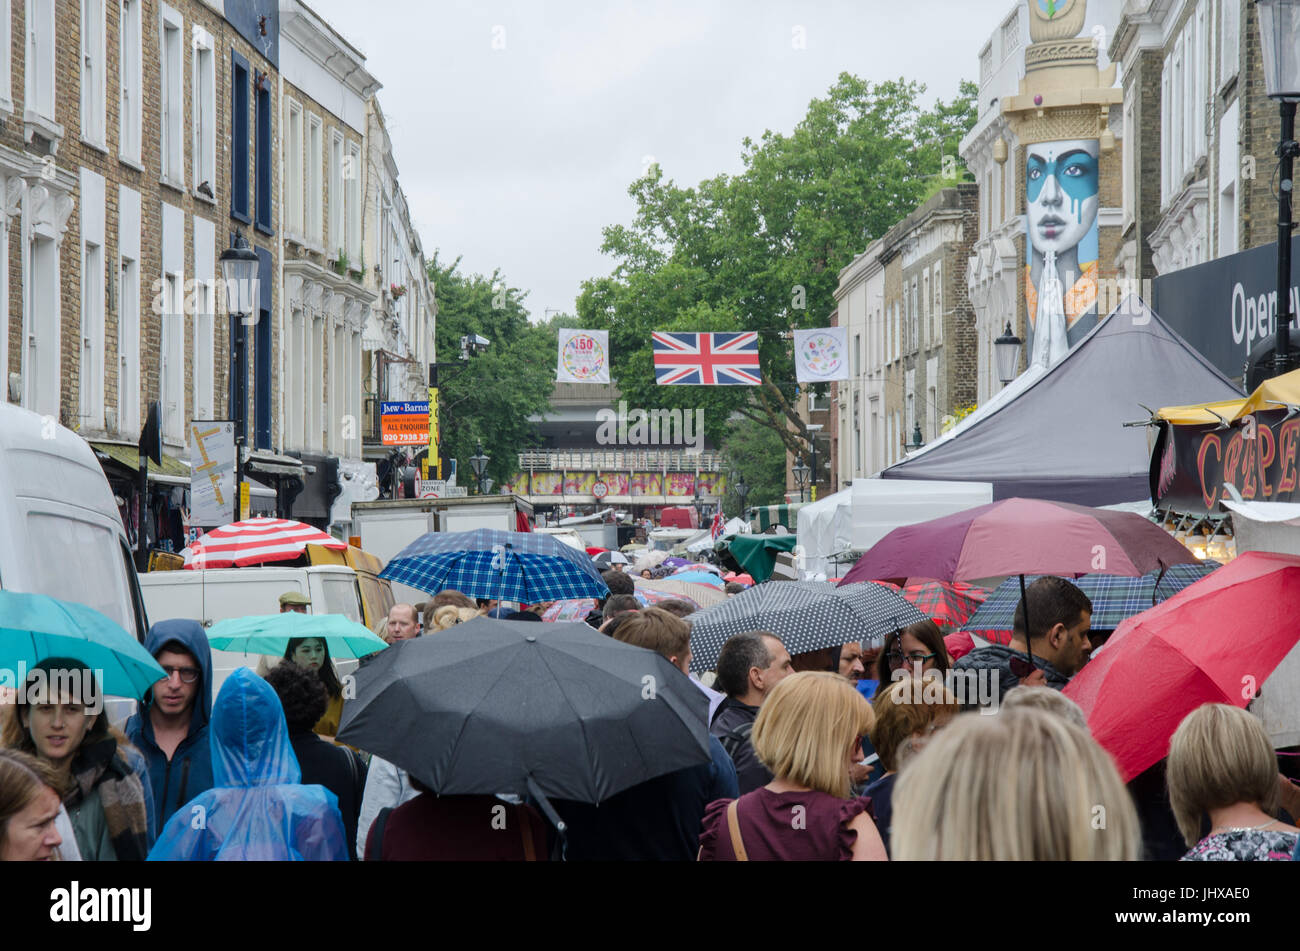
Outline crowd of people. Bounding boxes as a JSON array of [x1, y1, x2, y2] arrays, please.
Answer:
[[3, 565, 1299, 863]]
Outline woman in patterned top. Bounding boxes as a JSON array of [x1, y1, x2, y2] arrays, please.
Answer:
[[1168, 704, 1299, 861]]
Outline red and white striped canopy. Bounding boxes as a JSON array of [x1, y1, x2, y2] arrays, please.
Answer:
[[182, 517, 346, 569]]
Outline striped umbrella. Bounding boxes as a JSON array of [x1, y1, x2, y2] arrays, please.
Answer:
[[541, 586, 705, 623], [633, 576, 726, 609], [182, 517, 345, 569]]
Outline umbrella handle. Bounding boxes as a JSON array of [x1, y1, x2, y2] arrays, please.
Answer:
[[1020, 573, 1034, 670], [1152, 561, 1167, 606], [525, 774, 568, 858]]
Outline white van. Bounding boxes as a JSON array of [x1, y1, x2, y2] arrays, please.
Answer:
[[139, 565, 366, 698], [0, 403, 148, 638]]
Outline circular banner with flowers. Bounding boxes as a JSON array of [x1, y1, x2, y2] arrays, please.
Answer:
[[557, 329, 610, 383]]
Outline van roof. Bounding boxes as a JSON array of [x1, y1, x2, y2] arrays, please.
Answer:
[[0, 403, 119, 519], [139, 565, 358, 584]]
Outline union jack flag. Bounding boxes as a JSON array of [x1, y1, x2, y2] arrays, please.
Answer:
[[710, 510, 725, 541], [652, 331, 761, 386]]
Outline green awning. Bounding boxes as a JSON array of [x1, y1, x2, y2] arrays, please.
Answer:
[[720, 534, 799, 583], [750, 503, 805, 533], [89, 442, 191, 479]]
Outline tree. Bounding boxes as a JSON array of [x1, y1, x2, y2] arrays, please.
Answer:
[[576, 73, 978, 463], [429, 253, 555, 488], [720, 417, 787, 514]]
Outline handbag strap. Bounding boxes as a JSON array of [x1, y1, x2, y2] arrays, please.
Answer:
[[726, 799, 748, 862], [519, 806, 537, 862]]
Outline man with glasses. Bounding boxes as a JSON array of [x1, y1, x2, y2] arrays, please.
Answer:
[[124, 619, 216, 837]]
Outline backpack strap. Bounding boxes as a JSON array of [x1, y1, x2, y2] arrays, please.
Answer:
[[719, 721, 754, 761], [726, 799, 748, 862]]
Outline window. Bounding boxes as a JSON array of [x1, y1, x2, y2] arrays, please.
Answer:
[[79, 169, 105, 430], [193, 217, 215, 421], [160, 5, 183, 187], [231, 50, 250, 223], [330, 321, 346, 451], [81, 0, 105, 146], [288, 306, 304, 447], [923, 270, 931, 346], [119, 0, 141, 163], [255, 73, 272, 233], [933, 262, 943, 344], [159, 272, 184, 444], [1220, 0, 1240, 87], [254, 247, 272, 448], [910, 278, 919, 353], [853, 334, 860, 378], [0, 0, 11, 112], [192, 28, 215, 199], [1123, 92, 1136, 226], [346, 142, 362, 261], [928, 386, 937, 441], [307, 114, 322, 243], [1219, 100, 1240, 255], [117, 186, 141, 435], [979, 43, 992, 86], [808, 389, 828, 412], [25, 0, 55, 121], [1001, 13, 1019, 58], [310, 315, 324, 449], [329, 131, 343, 255], [285, 100, 303, 235], [1160, 60, 1171, 204]]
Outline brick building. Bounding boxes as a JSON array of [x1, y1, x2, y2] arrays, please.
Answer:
[[0, 1, 430, 549], [877, 185, 980, 464]]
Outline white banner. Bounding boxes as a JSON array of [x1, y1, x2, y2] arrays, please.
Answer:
[[556, 329, 611, 384], [793, 327, 849, 382], [190, 421, 235, 527]]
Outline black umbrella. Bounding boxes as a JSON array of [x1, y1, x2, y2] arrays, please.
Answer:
[[337, 617, 710, 820], [688, 580, 928, 671]]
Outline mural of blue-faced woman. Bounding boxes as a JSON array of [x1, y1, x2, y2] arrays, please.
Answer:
[[1025, 138, 1100, 367]]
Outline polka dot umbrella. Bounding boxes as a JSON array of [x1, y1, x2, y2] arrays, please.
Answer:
[[687, 580, 927, 672]]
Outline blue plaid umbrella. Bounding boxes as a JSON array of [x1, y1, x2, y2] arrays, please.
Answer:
[[964, 562, 1220, 631], [380, 529, 610, 603]]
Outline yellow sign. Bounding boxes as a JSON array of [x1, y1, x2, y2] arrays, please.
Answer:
[[428, 386, 442, 480], [239, 482, 250, 521]]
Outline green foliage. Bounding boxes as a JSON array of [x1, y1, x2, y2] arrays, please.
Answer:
[[576, 73, 978, 461], [334, 249, 349, 277], [720, 416, 788, 513], [429, 253, 556, 486]]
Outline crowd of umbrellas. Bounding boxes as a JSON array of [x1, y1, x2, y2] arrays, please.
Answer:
[[6, 498, 1300, 855]]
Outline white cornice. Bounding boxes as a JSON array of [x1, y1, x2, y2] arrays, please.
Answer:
[[280, 1, 382, 100]]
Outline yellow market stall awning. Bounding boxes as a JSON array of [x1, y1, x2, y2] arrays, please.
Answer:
[[1157, 368, 1300, 425]]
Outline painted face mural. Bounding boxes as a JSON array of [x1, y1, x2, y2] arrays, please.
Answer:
[[1026, 139, 1100, 258], [1025, 138, 1102, 360]]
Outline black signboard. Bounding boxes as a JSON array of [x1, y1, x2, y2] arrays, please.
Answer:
[[1152, 408, 1300, 514], [1152, 236, 1300, 384]]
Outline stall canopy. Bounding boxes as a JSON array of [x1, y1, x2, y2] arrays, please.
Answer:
[[880, 297, 1242, 506], [797, 488, 853, 579]]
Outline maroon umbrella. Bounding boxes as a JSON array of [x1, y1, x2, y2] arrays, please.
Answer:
[[840, 498, 1197, 586]]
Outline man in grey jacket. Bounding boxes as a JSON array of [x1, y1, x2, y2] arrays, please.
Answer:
[[709, 631, 793, 795]]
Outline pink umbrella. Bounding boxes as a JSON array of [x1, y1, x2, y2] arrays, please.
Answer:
[[840, 498, 1197, 585]]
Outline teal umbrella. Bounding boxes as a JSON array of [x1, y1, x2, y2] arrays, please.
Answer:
[[207, 613, 388, 660], [0, 591, 166, 700]]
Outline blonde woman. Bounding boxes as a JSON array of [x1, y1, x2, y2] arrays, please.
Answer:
[[1169, 704, 1299, 861], [892, 707, 1140, 860], [697, 671, 887, 861], [431, 606, 478, 631]]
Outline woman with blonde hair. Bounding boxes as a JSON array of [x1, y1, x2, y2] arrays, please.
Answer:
[[697, 671, 887, 861], [1168, 703, 1299, 861], [892, 707, 1140, 860], [431, 605, 478, 631], [0, 749, 65, 861]]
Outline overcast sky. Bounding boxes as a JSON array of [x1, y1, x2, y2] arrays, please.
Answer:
[[307, 0, 1020, 322]]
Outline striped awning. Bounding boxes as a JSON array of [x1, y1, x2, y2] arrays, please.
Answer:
[[182, 517, 345, 568]]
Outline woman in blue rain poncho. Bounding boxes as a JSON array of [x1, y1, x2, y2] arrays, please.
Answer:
[[147, 668, 348, 861]]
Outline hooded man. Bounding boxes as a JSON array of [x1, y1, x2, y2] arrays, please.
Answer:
[[147, 668, 348, 860], [125, 619, 215, 838]]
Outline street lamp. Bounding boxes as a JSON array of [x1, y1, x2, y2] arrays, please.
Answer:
[[1257, 0, 1300, 378], [469, 440, 490, 494], [219, 232, 260, 523], [806, 423, 823, 502], [427, 335, 492, 482], [732, 470, 750, 518], [692, 482, 707, 528], [908, 423, 925, 452], [994, 321, 1022, 386], [792, 458, 811, 502]]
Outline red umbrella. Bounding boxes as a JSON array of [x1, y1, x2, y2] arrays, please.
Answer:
[[1063, 551, 1300, 781], [585, 546, 607, 556], [944, 629, 1014, 662], [840, 498, 1197, 585], [183, 517, 346, 569]]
